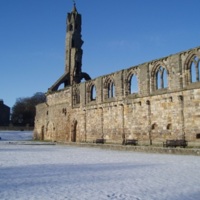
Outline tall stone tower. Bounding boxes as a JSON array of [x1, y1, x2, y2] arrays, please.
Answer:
[[65, 3, 83, 85], [48, 3, 90, 91]]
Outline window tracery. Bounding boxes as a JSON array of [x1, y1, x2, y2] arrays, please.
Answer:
[[151, 63, 168, 91], [103, 76, 115, 99], [156, 66, 168, 89]]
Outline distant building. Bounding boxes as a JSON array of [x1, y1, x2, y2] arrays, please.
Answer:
[[0, 100, 10, 126]]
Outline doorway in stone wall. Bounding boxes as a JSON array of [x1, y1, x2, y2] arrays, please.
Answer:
[[71, 119, 77, 142], [41, 126, 44, 140]]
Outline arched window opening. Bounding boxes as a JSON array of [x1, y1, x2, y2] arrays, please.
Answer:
[[130, 74, 138, 94], [91, 85, 96, 101], [108, 82, 115, 98], [156, 66, 168, 90], [189, 56, 200, 83]]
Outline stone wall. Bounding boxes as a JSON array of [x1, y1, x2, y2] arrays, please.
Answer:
[[34, 46, 200, 146]]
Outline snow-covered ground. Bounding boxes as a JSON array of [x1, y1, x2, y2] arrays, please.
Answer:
[[0, 131, 200, 200], [0, 130, 33, 141]]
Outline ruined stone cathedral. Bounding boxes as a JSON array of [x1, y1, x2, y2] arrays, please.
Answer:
[[34, 4, 200, 146]]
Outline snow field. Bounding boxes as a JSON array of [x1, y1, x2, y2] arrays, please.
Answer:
[[0, 131, 200, 200]]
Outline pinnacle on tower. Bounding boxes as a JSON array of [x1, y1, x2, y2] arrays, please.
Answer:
[[71, 0, 78, 13]]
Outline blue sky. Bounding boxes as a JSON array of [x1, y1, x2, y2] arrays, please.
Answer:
[[1, 0, 200, 108]]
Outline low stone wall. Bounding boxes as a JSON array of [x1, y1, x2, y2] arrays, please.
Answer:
[[58, 142, 200, 156]]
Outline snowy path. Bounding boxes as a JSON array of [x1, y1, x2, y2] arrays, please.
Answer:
[[0, 131, 200, 200]]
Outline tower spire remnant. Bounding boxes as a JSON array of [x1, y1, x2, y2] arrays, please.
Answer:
[[48, 2, 91, 91]]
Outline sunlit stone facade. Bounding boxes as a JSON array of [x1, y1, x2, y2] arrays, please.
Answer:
[[34, 5, 200, 146]]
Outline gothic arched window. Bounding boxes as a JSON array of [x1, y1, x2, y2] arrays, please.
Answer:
[[189, 56, 200, 83], [103, 77, 115, 100], [130, 74, 138, 94], [155, 66, 168, 90]]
